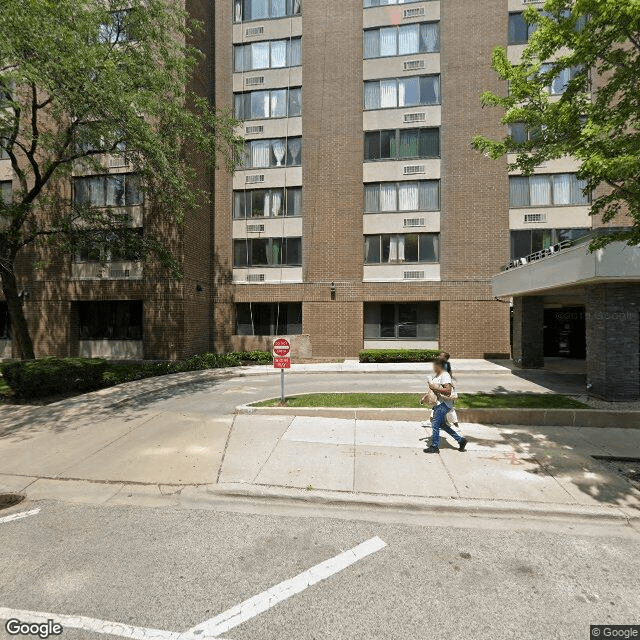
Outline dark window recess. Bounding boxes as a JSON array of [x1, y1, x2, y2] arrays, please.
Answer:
[[510, 228, 591, 260], [364, 302, 439, 340], [233, 237, 302, 267], [77, 301, 143, 340], [364, 128, 439, 161], [234, 187, 302, 218], [73, 174, 143, 208], [364, 233, 439, 264], [234, 87, 302, 120], [0, 302, 11, 339], [236, 302, 302, 336]]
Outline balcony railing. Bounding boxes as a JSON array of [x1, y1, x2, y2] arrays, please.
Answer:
[[502, 235, 591, 272]]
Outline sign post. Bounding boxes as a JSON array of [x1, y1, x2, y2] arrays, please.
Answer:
[[273, 337, 291, 404]]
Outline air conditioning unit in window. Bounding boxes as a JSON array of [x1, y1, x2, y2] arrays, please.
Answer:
[[108, 155, 129, 168], [245, 174, 265, 184], [404, 270, 425, 280], [403, 7, 425, 18], [245, 125, 264, 134], [404, 112, 426, 123], [524, 212, 547, 223], [245, 76, 264, 86], [403, 60, 425, 71], [403, 165, 425, 175], [246, 223, 265, 233], [246, 273, 266, 282], [404, 217, 426, 227], [245, 26, 264, 36]]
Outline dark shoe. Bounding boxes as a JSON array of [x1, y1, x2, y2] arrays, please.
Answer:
[[424, 445, 440, 454], [458, 437, 468, 452]]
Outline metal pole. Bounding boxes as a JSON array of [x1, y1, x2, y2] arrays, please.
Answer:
[[280, 368, 285, 404]]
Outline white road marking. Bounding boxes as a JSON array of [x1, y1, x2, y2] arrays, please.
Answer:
[[0, 608, 184, 639], [0, 536, 386, 639], [0, 508, 40, 525], [185, 536, 387, 638]]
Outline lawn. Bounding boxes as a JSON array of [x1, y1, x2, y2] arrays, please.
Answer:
[[254, 392, 589, 409]]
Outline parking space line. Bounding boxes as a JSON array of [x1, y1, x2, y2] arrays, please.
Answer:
[[0, 508, 40, 525], [0, 607, 184, 640], [185, 536, 387, 638]]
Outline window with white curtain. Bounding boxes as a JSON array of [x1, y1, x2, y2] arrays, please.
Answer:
[[234, 187, 302, 218], [233, 237, 302, 267], [364, 233, 439, 263], [364, 128, 439, 160], [364, 181, 439, 213], [235, 88, 301, 120], [0, 181, 11, 205], [242, 137, 302, 168], [73, 174, 144, 207], [538, 63, 585, 95], [234, 0, 301, 22], [364, 75, 440, 109], [509, 174, 590, 207], [234, 38, 301, 71], [364, 23, 439, 58]]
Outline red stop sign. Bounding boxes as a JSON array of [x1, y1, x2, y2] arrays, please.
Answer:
[[273, 338, 290, 357]]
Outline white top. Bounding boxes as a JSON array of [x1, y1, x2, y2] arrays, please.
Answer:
[[430, 371, 455, 408]]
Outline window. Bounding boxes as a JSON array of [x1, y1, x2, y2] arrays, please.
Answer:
[[508, 122, 545, 144], [77, 301, 143, 341], [510, 228, 591, 260], [98, 10, 129, 44], [75, 229, 143, 263], [234, 187, 302, 218], [234, 38, 301, 71], [1, 181, 11, 205], [234, 87, 301, 120], [364, 0, 421, 5], [508, 13, 536, 44], [0, 138, 9, 160], [364, 128, 439, 161], [0, 302, 11, 340], [364, 302, 439, 340], [509, 174, 590, 207], [242, 137, 302, 168], [364, 181, 439, 212], [233, 237, 302, 267], [234, 0, 301, 22], [74, 174, 143, 208], [364, 233, 439, 263], [236, 302, 302, 336], [538, 64, 584, 95], [364, 23, 439, 58], [364, 75, 440, 109]]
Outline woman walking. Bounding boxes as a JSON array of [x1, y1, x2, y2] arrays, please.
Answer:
[[421, 355, 467, 454]]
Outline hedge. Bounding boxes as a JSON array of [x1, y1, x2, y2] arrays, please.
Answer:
[[1, 357, 108, 399], [359, 349, 440, 363], [1, 351, 273, 399]]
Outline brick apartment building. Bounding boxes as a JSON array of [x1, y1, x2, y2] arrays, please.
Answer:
[[0, 0, 602, 360]]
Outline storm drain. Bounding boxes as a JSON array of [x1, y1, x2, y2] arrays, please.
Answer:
[[592, 456, 640, 488], [0, 493, 25, 511]]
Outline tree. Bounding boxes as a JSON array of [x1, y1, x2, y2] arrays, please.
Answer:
[[0, 0, 243, 359], [472, 0, 640, 251]]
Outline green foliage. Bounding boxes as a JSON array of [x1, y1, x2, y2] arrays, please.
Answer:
[[1, 351, 273, 398], [472, 0, 640, 248], [359, 349, 440, 363], [1, 357, 108, 398]]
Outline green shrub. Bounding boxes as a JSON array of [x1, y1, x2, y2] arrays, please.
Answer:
[[358, 349, 440, 363], [1, 357, 108, 398]]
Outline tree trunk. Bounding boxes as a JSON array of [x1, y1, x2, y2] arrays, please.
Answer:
[[1, 270, 35, 360]]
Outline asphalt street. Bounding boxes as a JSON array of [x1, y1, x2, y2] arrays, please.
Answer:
[[0, 499, 639, 640]]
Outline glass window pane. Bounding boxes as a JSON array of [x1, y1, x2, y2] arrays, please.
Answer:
[[268, 188, 284, 217], [271, 0, 286, 18], [364, 81, 381, 110], [419, 75, 439, 105], [381, 234, 392, 262], [363, 303, 381, 338], [419, 128, 439, 157], [420, 23, 439, 52], [509, 176, 529, 207], [419, 180, 439, 210], [270, 89, 287, 117], [530, 175, 552, 206], [572, 175, 589, 205], [380, 304, 396, 338], [285, 237, 301, 265], [364, 184, 380, 212], [380, 183, 398, 211], [251, 91, 270, 118], [286, 187, 302, 216], [419, 234, 438, 262], [510, 230, 531, 260], [379, 27, 397, 56], [364, 132, 380, 160], [364, 30, 379, 59], [250, 0, 268, 19], [509, 122, 528, 143], [271, 40, 287, 68], [125, 175, 143, 205], [380, 130, 394, 159], [417, 302, 438, 339], [287, 138, 302, 165], [398, 182, 418, 210], [404, 234, 419, 262], [399, 129, 419, 158], [234, 45, 245, 72], [380, 79, 398, 108], [250, 238, 268, 265], [250, 42, 270, 69], [552, 173, 572, 205], [364, 236, 381, 263], [233, 192, 245, 219], [234, 240, 248, 267], [398, 24, 419, 55], [399, 77, 420, 107], [289, 38, 301, 66], [271, 139, 287, 166], [288, 87, 302, 116], [234, 94, 244, 119], [508, 13, 528, 44], [398, 304, 418, 338], [251, 189, 267, 217]]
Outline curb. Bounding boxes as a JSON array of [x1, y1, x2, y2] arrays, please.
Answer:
[[237, 404, 640, 429]]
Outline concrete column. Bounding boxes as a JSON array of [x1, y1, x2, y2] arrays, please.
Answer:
[[586, 284, 640, 401], [512, 296, 544, 368]]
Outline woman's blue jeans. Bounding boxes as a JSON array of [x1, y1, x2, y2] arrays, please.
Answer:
[[431, 402, 462, 448]]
